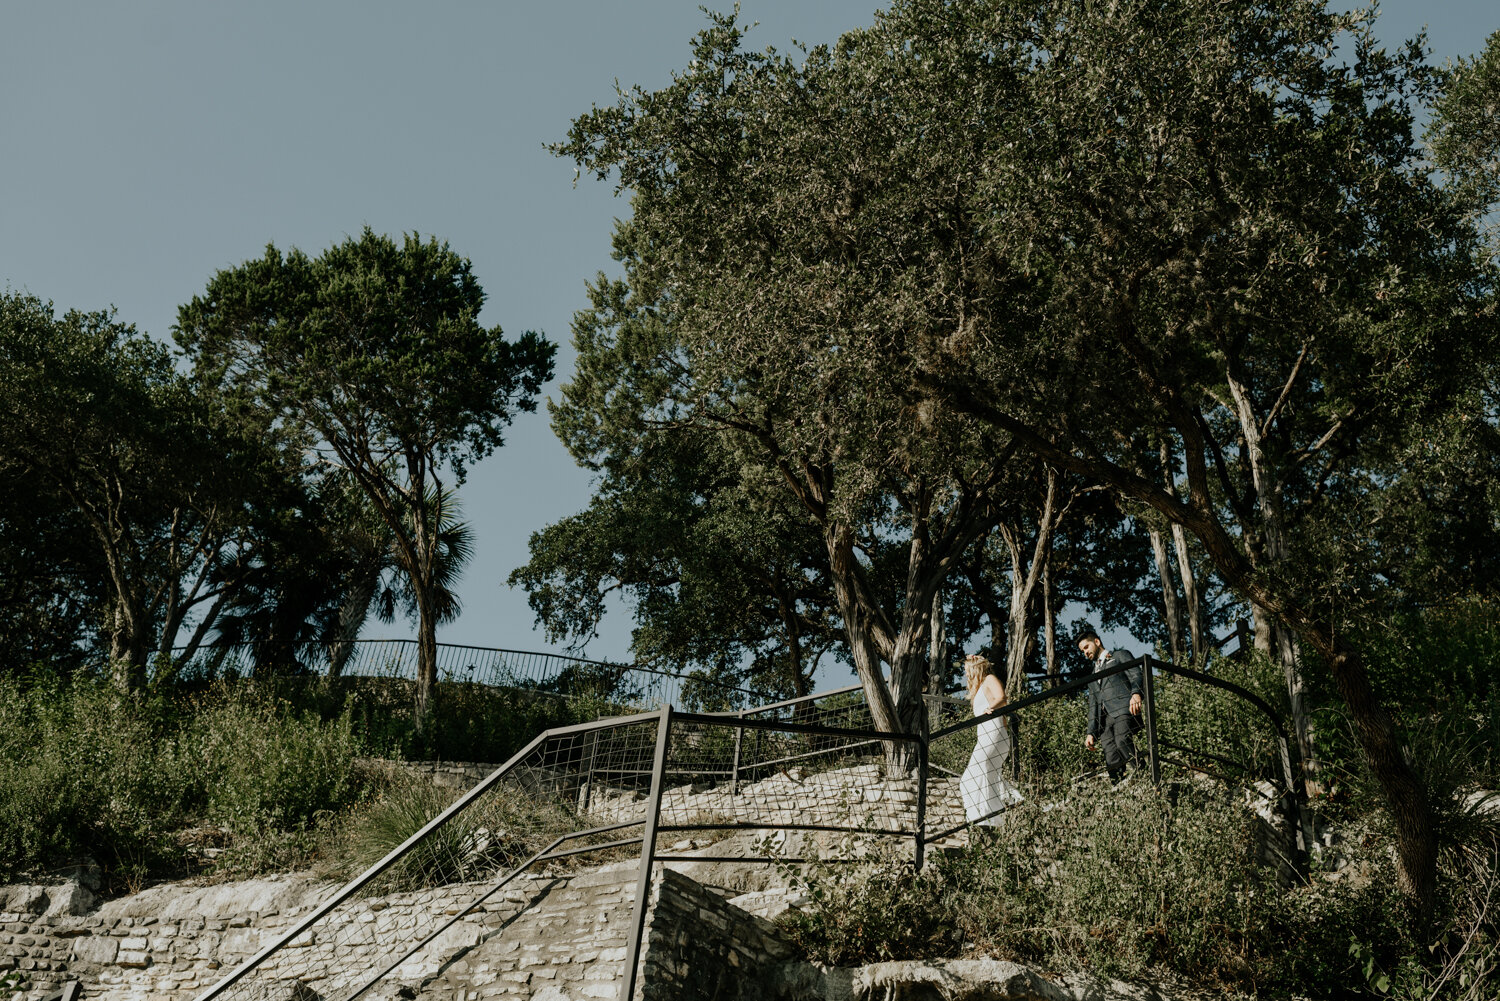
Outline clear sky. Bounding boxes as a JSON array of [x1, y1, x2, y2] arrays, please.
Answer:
[[3, 1, 1496, 676]]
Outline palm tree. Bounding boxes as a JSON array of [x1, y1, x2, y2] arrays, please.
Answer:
[[325, 477, 474, 678]]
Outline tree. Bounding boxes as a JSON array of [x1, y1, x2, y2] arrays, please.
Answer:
[[559, 0, 1496, 912], [0, 292, 263, 689], [511, 428, 841, 703], [548, 192, 1024, 766], [888, 0, 1489, 912], [176, 229, 554, 721]]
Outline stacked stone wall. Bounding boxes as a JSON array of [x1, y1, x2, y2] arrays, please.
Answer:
[[365, 758, 499, 792], [1, 866, 645, 1001], [0, 861, 802, 1001], [636, 867, 795, 1001]]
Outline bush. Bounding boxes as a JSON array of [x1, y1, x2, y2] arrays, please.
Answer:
[[0, 677, 188, 886], [937, 781, 1278, 984], [0, 676, 372, 887], [321, 768, 592, 894], [177, 690, 365, 833], [773, 834, 951, 967], [250, 674, 620, 763]]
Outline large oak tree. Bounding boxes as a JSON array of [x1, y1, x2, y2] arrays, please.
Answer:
[[176, 229, 554, 721], [558, 0, 1495, 912]]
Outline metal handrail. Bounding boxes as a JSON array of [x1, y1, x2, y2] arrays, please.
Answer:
[[195, 654, 1302, 1001], [151, 639, 763, 707], [191, 708, 662, 1001]]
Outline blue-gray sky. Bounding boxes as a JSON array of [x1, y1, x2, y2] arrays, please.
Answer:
[[3, 1, 1495, 674]]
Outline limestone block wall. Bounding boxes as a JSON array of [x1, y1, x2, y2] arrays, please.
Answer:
[[2, 874, 334, 1001], [399, 865, 639, 1000], [1, 870, 639, 1001], [636, 868, 795, 1001], [369, 758, 498, 792], [0, 861, 802, 1001]]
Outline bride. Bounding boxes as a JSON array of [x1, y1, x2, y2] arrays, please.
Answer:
[[960, 653, 1024, 825]]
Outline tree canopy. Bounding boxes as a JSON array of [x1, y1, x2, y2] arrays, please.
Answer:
[[557, 0, 1497, 911], [0, 292, 282, 688], [176, 228, 555, 717]]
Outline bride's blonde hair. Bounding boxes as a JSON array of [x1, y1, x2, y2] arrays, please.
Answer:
[[964, 654, 994, 698]]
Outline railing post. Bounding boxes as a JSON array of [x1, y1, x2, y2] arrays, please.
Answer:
[[914, 736, 928, 871], [729, 710, 745, 796], [1141, 656, 1161, 787], [580, 729, 601, 813], [621, 704, 672, 1001]]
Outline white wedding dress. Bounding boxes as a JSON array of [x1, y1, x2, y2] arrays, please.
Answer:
[[960, 688, 1024, 825]]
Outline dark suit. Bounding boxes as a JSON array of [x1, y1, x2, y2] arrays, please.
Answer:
[[1087, 650, 1143, 782]]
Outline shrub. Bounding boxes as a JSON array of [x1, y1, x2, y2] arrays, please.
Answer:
[[177, 689, 365, 833], [937, 781, 1279, 984], [0, 677, 189, 885], [0, 676, 374, 886], [322, 768, 589, 893], [774, 834, 951, 967]]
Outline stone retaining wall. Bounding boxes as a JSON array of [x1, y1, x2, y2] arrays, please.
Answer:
[[1, 861, 797, 1001], [367, 758, 499, 792], [636, 868, 794, 1001]]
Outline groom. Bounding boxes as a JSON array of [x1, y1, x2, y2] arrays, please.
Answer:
[[1078, 626, 1144, 783]]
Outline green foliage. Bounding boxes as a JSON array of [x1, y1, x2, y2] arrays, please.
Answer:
[[774, 835, 951, 967], [944, 784, 1278, 982], [321, 770, 589, 894], [1429, 29, 1500, 220], [510, 429, 842, 702], [0, 670, 626, 887], [277, 676, 615, 764], [0, 291, 282, 687], [0, 679, 359, 882], [559, 0, 1496, 904], [177, 693, 364, 833], [176, 228, 555, 704], [776, 783, 1424, 992]]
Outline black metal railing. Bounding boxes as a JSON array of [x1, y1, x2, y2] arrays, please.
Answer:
[[192, 654, 1306, 1001], [162, 638, 759, 709]]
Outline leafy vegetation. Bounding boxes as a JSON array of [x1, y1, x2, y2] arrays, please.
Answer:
[[176, 229, 555, 723], [0, 672, 614, 891], [550, 0, 1500, 915]]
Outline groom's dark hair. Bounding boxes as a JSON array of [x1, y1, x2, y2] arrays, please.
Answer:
[[1076, 625, 1100, 644]]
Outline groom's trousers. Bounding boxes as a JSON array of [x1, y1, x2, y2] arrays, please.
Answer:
[[1099, 712, 1141, 783]]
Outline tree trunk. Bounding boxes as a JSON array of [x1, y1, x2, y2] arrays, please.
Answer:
[[928, 587, 948, 694], [1043, 562, 1059, 686], [1148, 524, 1184, 665], [825, 524, 902, 732], [1311, 628, 1435, 914], [1225, 374, 1321, 796], [1158, 441, 1202, 668], [999, 466, 1059, 701], [1252, 602, 1274, 657], [413, 586, 439, 733], [109, 603, 148, 692], [1170, 523, 1205, 668], [825, 518, 946, 774]]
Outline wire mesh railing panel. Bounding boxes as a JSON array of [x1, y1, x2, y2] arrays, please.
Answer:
[[741, 684, 873, 727], [1148, 667, 1284, 792], [199, 714, 662, 1001], [652, 714, 921, 848]]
